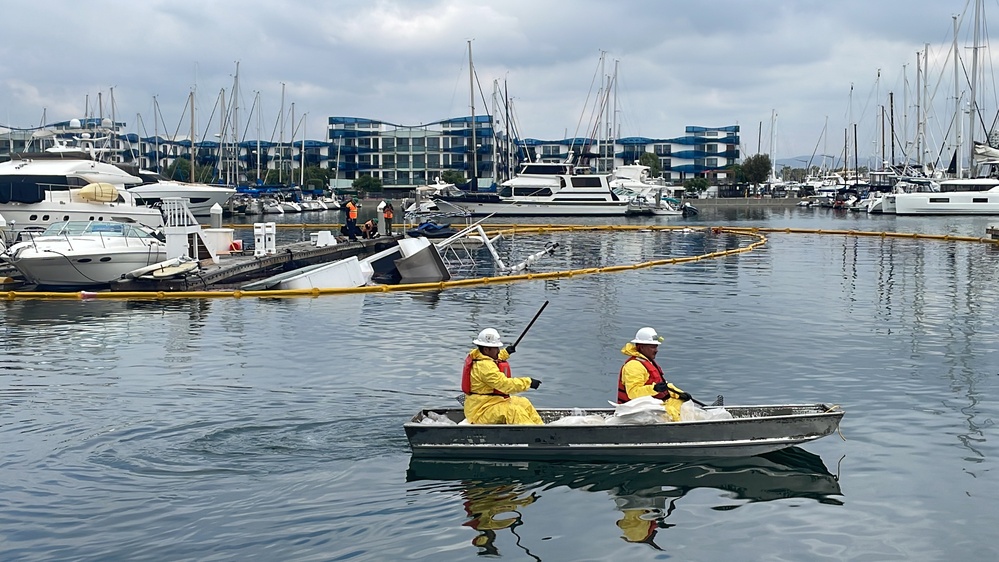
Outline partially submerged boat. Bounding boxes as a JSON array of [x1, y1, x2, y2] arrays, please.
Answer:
[[405, 403, 843, 460]]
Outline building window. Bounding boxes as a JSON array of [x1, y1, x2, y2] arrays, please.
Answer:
[[382, 155, 395, 167], [427, 137, 440, 150], [412, 137, 425, 149], [654, 144, 671, 156], [428, 154, 439, 167], [396, 138, 410, 149], [382, 138, 395, 150], [397, 155, 410, 167], [412, 154, 425, 168], [707, 157, 719, 167]]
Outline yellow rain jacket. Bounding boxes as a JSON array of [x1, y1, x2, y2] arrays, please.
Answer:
[[619, 343, 687, 421], [463, 348, 543, 425]]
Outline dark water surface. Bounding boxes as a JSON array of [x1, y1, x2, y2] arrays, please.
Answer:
[[2, 207, 998, 560]]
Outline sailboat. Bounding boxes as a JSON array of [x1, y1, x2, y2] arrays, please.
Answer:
[[894, 0, 999, 215]]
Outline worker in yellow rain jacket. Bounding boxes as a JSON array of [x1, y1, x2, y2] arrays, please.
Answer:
[[462, 328, 543, 425], [617, 327, 691, 421]]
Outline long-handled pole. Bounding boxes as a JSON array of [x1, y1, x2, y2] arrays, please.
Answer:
[[510, 301, 548, 349]]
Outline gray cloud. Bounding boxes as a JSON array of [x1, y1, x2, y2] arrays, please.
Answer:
[[0, 0, 985, 161]]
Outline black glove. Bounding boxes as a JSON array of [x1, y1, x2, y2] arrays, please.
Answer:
[[529, 378, 542, 389], [505, 345, 516, 355], [653, 381, 669, 393], [676, 391, 692, 401]]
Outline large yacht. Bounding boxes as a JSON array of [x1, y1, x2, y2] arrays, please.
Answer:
[[119, 167, 236, 216], [0, 151, 164, 235], [892, 178, 999, 215], [431, 157, 627, 217]]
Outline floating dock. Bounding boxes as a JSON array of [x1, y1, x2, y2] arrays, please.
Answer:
[[111, 236, 401, 292]]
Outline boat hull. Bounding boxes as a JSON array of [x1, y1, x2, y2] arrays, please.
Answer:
[[439, 199, 628, 217], [893, 191, 999, 215], [10, 246, 169, 286], [405, 404, 843, 460], [128, 183, 235, 216]]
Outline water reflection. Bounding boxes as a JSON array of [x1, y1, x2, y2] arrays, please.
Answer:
[[408, 447, 841, 555]]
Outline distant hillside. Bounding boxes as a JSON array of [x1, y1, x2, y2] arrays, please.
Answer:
[[774, 155, 846, 169]]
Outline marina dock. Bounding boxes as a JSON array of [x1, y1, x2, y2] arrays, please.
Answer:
[[112, 235, 400, 292]]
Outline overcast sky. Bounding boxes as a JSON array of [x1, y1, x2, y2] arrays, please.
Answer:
[[0, 0, 992, 164]]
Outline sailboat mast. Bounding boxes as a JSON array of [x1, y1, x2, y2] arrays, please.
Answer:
[[279, 82, 285, 184], [468, 40, 476, 191], [301, 114, 306, 187], [969, 0, 981, 175], [256, 91, 262, 183], [190, 90, 196, 183], [954, 14, 961, 178]]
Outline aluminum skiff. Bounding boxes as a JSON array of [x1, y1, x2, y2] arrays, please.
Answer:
[[404, 404, 843, 460]]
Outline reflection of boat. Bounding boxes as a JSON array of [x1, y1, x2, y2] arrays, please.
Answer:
[[405, 404, 844, 460], [408, 447, 841, 554], [1, 220, 168, 287], [407, 446, 842, 503]]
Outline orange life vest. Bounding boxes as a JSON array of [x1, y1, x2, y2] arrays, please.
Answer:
[[617, 356, 668, 404], [461, 354, 512, 397], [383, 206, 394, 220], [346, 201, 358, 220]]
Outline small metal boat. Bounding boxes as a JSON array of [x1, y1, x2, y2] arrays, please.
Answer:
[[404, 403, 843, 460]]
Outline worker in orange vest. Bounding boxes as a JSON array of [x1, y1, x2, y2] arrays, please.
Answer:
[[344, 197, 359, 241], [382, 201, 394, 235]]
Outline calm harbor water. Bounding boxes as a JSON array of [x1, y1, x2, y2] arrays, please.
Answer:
[[2, 206, 998, 561]]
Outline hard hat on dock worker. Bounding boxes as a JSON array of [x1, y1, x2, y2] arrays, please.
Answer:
[[631, 327, 664, 346], [473, 328, 504, 348]]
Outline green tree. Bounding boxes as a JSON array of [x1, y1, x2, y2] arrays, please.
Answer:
[[352, 175, 383, 195], [440, 170, 467, 185], [638, 152, 662, 178], [741, 154, 772, 187], [682, 177, 710, 196], [164, 158, 215, 184]]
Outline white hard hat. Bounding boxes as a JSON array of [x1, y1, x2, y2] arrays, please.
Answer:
[[631, 327, 663, 345], [473, 328, 504, 347]]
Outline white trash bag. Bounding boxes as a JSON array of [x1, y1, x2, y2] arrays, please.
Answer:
[[419, 411, 458, 425], [606, 396, 669, 425], [550, 407, 608, 426], [679, 401, 734, 421]]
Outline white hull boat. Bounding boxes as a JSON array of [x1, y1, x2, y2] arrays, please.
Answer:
[[0, 152, 165, 235], [126, 175, 235, 216], [893, 179, 999, 215], [433, 159, 628, 217], [1, 220, 168, 287]]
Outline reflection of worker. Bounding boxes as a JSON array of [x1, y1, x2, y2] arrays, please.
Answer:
[[462, 483, 538, 556], [618, 327, 691, 421], [461, 328, 543, 425], [614, 495, 678, 551]]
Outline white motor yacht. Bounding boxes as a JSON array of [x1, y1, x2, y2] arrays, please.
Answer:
[[893, 178, 999, 215], [122, 168, 236, 216], [432, 157, 627, 217], [0, 152, 164, 235], [1, 220, 169, 287]]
